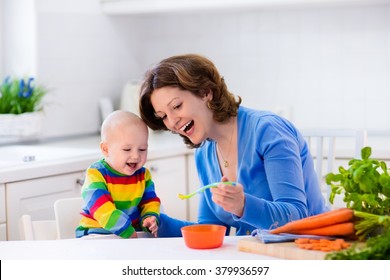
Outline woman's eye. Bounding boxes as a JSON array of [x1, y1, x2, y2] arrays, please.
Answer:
[[155, 113, 166, 120], [173, 103, 182, 110]]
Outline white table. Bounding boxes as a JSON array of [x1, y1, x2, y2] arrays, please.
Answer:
[[0, 236, 278, 260], [0, 236, 382, 280]]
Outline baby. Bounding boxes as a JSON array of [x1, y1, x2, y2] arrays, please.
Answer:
[[76, 110, 160, 238]]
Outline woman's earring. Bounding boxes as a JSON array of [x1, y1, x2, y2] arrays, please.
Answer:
[[207, 101, 212, 110]]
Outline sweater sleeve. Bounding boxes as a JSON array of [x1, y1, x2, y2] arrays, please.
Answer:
[[157, 213, 195, 237], [81, 167, 135, 238], [139, 168, 161, 226]]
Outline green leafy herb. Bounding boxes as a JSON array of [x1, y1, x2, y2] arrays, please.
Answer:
[[325, 146, 390, 215]]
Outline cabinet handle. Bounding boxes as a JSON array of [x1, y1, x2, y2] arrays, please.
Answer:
[[76, 178, 85, 186]]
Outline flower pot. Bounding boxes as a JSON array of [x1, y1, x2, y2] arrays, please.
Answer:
[[0, 112, 44, 142]]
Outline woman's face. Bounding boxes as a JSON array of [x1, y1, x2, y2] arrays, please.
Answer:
[[150, 87, 213, 145]]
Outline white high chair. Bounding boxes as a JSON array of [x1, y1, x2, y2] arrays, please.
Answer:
[[54, 197, 84, 239], [19, 214, 58, 240], [301, 129, 367, 208]]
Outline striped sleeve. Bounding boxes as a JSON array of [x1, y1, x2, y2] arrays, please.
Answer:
[[139, 168, 161, 224]]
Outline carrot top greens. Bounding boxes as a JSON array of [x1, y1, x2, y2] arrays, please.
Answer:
[[325, 225, 390, 260]]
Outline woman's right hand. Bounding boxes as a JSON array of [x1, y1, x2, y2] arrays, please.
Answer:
[[210, 177, 246, 217]]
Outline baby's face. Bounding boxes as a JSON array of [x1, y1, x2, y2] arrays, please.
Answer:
[[103, 123, 148, 176]]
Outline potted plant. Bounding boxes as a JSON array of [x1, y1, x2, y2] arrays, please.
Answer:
[[0, 76, 48, 141]]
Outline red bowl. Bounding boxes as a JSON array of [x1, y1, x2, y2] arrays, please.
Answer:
[[181, 224, 226, 249]]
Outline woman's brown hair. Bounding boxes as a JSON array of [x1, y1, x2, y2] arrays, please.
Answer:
[[139, 54, 241, 148]]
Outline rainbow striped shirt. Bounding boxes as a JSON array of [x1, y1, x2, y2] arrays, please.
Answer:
[[76, 159, 161, 238]]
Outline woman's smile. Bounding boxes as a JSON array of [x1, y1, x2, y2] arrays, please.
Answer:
[[180, 120, 195, 135]]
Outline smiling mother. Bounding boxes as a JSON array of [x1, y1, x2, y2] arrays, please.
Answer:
[[139, 54, 328, 237]]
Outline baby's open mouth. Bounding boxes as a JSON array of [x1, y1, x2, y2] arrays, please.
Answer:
[[127, 163, 137, 168]]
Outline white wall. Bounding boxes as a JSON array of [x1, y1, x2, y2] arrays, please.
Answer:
[[125, 4, 390, 133], [3, 1, 390, 146], [3, 0, 37, 77], [34, 0, 140, 138]]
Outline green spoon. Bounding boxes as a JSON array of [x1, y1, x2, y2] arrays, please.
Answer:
[[178, 181, 236, 200]]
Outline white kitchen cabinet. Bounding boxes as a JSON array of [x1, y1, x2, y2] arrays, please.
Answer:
[[0, 184, 6, 241], [6, 172, 85, 241], [0, 224, 6, 241], [186, 153, 200, 222], [145, 155, 187, 220]]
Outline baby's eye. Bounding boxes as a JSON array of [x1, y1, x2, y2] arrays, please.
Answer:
[[123, 149, 131, 152], [139, 149, 147, 152]]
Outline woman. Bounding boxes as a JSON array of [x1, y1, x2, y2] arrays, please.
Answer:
[[139, 54, 328, 237]]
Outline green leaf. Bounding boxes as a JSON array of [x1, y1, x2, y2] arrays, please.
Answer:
[[325, 173, 340, 184], [352, 164, 366, 183], [361, 146, 372, 160], [380, 161, 388, 174], [379, 174, 390, 197]]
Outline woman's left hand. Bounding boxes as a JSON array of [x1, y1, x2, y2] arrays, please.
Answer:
[[210, 177, 245, 217]]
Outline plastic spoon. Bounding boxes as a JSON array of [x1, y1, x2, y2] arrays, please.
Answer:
[[178, 181, 236, 200]]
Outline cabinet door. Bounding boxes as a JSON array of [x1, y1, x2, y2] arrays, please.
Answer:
[[0, 224, 6, 241], [145, 156, 187, 220], [6, 172, 84, 240], [0, 184, 6, 241], [186, 153, 200, 222], [0, 184, 5, 223]]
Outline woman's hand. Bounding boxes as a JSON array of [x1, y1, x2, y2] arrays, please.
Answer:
[[210, 176, 245, 217], [142, 216, 158, 237]]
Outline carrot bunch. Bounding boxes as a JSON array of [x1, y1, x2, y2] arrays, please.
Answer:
[[270, 208, 355, 237], [294, 238, 351, 252]]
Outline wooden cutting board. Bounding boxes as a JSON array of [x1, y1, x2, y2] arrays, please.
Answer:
[[237, 237, 328, 260]]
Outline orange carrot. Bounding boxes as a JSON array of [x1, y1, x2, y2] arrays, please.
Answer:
[[294, 237, 351, 252], [295, 207, 348, 222], [270, 208, 354, 234], [294, 238, 310, 244], [287, 222, 355, 236]]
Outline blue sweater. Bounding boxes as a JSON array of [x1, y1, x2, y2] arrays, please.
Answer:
[[158, 106, 328, 237]]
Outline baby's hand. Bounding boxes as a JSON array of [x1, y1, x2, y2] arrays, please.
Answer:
[[130, 231, 138, 238], [142, 216, 158, 237]]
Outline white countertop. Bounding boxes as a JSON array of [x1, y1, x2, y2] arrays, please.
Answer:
[[0, 235, 278, 260], [0, 131, 193, 183]]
